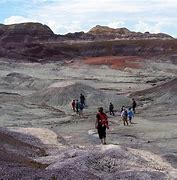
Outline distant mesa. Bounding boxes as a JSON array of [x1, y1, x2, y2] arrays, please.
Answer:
[[0, 22, 173, 44], [0, 22, 175, 62], [88, 25, 131, 35], [0, 22, 54, 43], [87, 25, 173, 40]]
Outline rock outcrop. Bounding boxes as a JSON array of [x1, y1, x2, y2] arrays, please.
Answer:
[[87, 25, 173, 41], [0, 22, 55, 43], [57, 25, 173, 41], [0, 22, 176, 62], [88, 25, 131, 35], [0, 23, 173, 43]]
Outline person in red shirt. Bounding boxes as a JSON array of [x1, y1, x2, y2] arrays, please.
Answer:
[[71, 100, 76, 112], [95, 107, 109, 145]]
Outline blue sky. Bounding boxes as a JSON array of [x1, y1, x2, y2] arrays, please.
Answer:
[[1, 0, 177, 37]]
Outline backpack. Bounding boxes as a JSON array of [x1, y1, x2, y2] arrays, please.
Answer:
[[97, 112, 108, 127], [79, 102, 84, 110], [123, 110, 128, 117], [109, 104, 114, 110], [76, 102, 79, 108]]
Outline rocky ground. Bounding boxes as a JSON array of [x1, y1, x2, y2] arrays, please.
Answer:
[[0, 56, 177, 179]]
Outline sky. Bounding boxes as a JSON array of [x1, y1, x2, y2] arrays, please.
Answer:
[[0, 0, 177, 37]]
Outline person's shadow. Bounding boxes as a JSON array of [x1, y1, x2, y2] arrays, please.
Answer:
[[130, 122, 137, 124]]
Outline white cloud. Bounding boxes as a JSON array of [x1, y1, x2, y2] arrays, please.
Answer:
[[2, 0, 177, 36], [47, 20, 83, 34], [34, 0, 142, 15], [28, 0, 177, 33], [26, 0, 143, 34], [3, 15, 83, 34], [4, 16, 37, 25], [134, 21, 161, 33], [107, 21, 125, 29], [63, 21, 83, 33]]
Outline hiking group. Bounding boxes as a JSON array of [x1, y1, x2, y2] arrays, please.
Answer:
[[71, 95, 137, 145], [95, 98, 137, 145], [71, 93, 86, 117]]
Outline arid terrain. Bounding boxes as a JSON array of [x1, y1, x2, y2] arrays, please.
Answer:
[[0, 23, 177, 179]]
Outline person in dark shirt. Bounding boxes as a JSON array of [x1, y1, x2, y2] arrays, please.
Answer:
[[78, 101, 84, 117], [80, 93, 85, 106], [132, 98, 137, 114], [75, 99, 79, 114], [109, 102, 115, 116]]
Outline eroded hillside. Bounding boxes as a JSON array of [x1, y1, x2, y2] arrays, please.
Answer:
[[0, 23, 177, 62]]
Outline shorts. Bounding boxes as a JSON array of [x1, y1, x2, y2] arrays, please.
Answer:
[[122, 116, 127, 121], [97, 125, 106, 139]]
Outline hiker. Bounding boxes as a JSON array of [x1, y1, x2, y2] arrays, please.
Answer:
[[120, 105, 125, 113], [132, 98, 137, 114], [80, 93, 85, 106], [121, 107, 128, 126], [127, 107, 134, 124], [95, 107, 109, 145], [109, 102, 115, 116], [78, 101, 84, 117], [71, 100, 76, 112], [75, 99, 79, 114]]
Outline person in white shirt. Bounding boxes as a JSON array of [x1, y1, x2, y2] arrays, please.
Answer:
[[121, 107, 128, 126]]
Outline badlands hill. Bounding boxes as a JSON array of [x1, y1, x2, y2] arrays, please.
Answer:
[[28, 81, 130, 111], [0, 22, 176, 62], [0, 23, 172, 43], [0, 22, 54, 43], [131, 77, 177, 110], [87, 25, 172, 40]]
